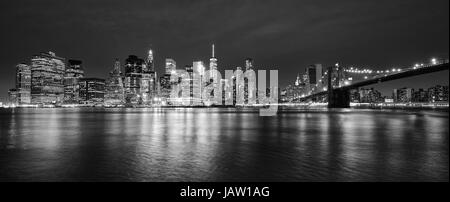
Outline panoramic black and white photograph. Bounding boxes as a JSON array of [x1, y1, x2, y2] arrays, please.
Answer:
[[0, 0, 448, 199]]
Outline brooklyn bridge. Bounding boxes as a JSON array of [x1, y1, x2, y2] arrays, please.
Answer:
[[294, 59, 450, 108]]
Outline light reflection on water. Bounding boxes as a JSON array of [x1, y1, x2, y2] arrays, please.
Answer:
[[0, 107, 448, 181]]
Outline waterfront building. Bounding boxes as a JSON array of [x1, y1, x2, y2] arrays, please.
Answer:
[[193, 61, 206, 104], [412, 88, 429, 102], [30, 51, 66, 105], [64, 60, 84, 104], [393, 87, 413, 103], [7, 88, 18, 106], [105, 59, 125, 106], [350, 89, 361, 103], [358, 88, 382, 103], [243, 58, 257, 105], [15, 63, 31, 104], [79, 78, 105, 105], [428, 85, 449, 102], [306, 64, 323, 85], [124, 55, 145, 105], [165, 58, 176, 74]]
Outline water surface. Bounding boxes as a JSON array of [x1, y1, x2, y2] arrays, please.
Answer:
[[0, 107, 448, 181]]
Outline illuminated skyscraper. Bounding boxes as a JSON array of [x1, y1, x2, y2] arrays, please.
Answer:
[[245, 58, 254, 71], [143, 49, 157, 104], [79, 78, 105, 105], [8, 89, 18, 106], [243, 58, 256, 104], [105, 59, 125, 106], [124, 55, 145, 105], [146, 49, 155, 72], [165, 58, 176, 74], [64, 60, 84, 104], [15, 63, 31, 104], [159, 74, 172, 104], [193, 61, 206, 77], [306, 64, 323, 85], [209, 44, 218, 83], [31, 51, 66, 105]]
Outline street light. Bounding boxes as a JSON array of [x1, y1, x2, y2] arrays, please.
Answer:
[[431, 58, 437, 65]]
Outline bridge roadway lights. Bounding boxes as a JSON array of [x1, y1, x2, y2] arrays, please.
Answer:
[[328, 88, 350, 108]]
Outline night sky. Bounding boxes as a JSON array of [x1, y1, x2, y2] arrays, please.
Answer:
[[0, 0, 448, 100]]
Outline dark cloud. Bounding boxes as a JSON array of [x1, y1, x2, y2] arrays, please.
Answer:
[[0, 0, 448, 99]]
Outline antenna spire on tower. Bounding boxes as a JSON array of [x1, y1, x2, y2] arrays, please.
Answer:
[[212, 44, 215, 58]]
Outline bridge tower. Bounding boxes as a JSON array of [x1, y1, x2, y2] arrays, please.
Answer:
[[327, 66, 350, 108]]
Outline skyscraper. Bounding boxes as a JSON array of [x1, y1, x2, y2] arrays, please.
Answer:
[[105, 59, 125, 106], [245, 58, 254, 71], [64, 60, 84, 104], [209, 44, 218, 83], [31, 51, 66, 105], [306, 64, 323, 85], [124, 55, 145, 105], [79, 78, 105, 105], [243, 58, 256, 104], [165, 58, 176, 75], [146, 49, 155, 72], [15, 63, 31, 104], [143, 49, 157, 104], [193, 61, 206, 77], [8, 88, 18, 106]]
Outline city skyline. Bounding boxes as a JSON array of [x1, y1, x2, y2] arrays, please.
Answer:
[[1, 47, 449, 102], [0, 0, 449, 99]]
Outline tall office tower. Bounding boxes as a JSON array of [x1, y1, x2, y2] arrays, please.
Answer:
[[165, 58, 177, 74], [243, 58, 256, 104], [124, 55, 145, 105], [305, 64, 323, 93], [15, 63, 31, 104], [146, 49, 155, 72], [245, 58, 254, 71], [31, 51, 66, 105], [105, 59, 125, 106], [193, 61, 206, 77], [159, 74, 172, 104], [306, 64, 323, 85], [78, 78, 105, 105], [193, 61, 206, 104], [8, 89, 19, 106], [64, 60, 84, 104], [209, 44, 218, 83], [143, 49, 157, 104]]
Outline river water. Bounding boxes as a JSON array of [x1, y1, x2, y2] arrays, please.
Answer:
[[0, 107, 448, 181]]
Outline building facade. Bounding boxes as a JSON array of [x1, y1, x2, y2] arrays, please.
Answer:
[[64, 60, 84, 104], [428, 85, 449, 102], [124, 55, 145, 105], [30, 51, 66, 105], [79, 78, 105, 105], [15, 63, 31, 104], [105, 59, 125, 106]]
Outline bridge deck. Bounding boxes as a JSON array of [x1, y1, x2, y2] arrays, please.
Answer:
[[298, 63, 449, 101]]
